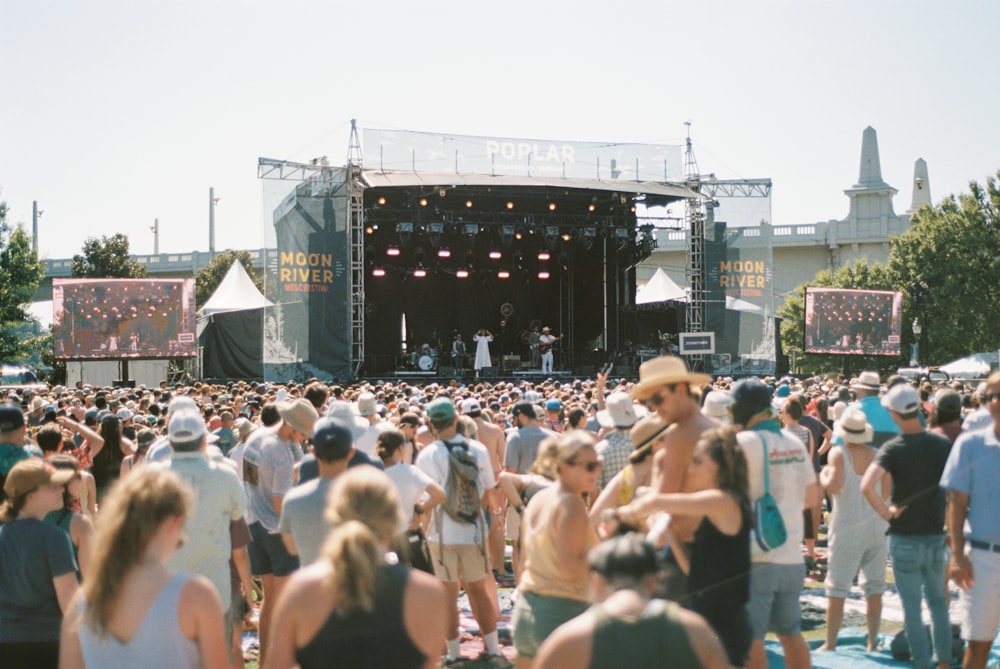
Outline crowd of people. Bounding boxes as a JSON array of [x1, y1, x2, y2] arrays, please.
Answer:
[[0, 357, 999, 669]]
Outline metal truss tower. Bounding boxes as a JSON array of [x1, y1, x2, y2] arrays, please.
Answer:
[[684, 122, 707, 370], [347, 120, 366, 378]]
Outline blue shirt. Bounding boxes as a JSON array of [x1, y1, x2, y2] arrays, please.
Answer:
[[851, 395, 899, 448], [940, 426, 1000, 543]]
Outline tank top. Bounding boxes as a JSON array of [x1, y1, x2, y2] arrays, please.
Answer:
[[520, 493, 597, 601], [828, 444, 885, 539], [77, 572, 199, 669], [44, 508, 80, 578], [687, 511, 750, 613], [589, 599, 701, 669], [295, 562, 425, 669]]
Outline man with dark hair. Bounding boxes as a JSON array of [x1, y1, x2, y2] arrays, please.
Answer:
[[279, 416, 354, 565], [0, 405, 29, 502], [730, 378, 818, 669], [534, 533, 731, 669], [861, 383, 952, 669], [303, 382, 329, 412]]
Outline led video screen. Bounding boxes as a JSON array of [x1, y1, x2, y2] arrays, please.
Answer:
[[52, 279, 197, 360], [803, 287, 902, 356]]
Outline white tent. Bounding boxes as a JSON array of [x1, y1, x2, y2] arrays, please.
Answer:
[[198, 261, 272, 317], [636, 268, 687, 304], [940, 352, 997, 378]]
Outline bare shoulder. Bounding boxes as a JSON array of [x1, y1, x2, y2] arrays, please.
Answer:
[[180, 574, 223, 611], [407, 568, 446, 603], [534, 610, 593, 669]]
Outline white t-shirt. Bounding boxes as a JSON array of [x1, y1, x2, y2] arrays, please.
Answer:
[[415, 436, 495, 545], [738, 428, 816, 565], [385, 463, 434, 524]]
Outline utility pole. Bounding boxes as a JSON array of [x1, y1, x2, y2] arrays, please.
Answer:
[[32, 201, 41, 254], [151, 218, 159, 256], [209, 187, 218, 256]]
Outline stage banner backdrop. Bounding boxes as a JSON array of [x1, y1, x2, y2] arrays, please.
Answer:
[[703, 197, 776, 376], [267, 168, 352, 381], [363, 129, 683, 182]]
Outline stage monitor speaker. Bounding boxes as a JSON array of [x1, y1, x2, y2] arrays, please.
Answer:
[[439, 366, 456, 377], [481, 367, 497, 378]]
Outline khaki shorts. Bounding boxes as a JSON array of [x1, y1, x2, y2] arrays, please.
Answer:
[[506, 506, 521, 542], [429, 542, 489, 583]]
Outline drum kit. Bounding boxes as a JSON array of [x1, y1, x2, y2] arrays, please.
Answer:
[[401, 348, 438, 371]]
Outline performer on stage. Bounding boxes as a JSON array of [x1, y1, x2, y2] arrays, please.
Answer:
[[528, 324, 541, 369], [473, 329, 494, 375], [451, 334, 467, 369], [539, 326, 562, 374]]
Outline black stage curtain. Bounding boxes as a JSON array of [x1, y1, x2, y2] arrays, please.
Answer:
[[200, 309, 264, 380]]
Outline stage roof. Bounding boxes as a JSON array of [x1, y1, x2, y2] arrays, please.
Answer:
[[359, 170, 698, 206]]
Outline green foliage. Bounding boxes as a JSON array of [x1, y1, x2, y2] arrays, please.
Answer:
[[888, 170, 1000, 363], [195, 250, 265, 309], [779, 259, 897, 374], [71, 233, 147, 278], [0, 202, 47, 363]]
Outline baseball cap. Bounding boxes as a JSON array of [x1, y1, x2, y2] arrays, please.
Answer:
[[934, 389, 962, 414], [168, 408, 215, 446], [460, 398, 482, 414], [116, 408, 134, 421], [882, 383, 920, 415], [4, 458, 74, 498], [312, 416, 354, 460], [729, 378, 773, 426], [426, 397, 457, 424], [356, 392, 377, 417], [511, 401, 536, 419], [136, 429, 157, 448], [0, 405, 25, 432], [545, 399, 562, 411]]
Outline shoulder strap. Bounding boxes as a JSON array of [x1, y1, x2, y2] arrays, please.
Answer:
[[756, 431, 771, 494]]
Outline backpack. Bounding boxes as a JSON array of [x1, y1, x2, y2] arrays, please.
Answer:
[[752, 432, 787, 552], [440, 439, 482, 524]]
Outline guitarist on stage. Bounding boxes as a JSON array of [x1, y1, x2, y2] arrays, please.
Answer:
[[538, 326, 562, 374]]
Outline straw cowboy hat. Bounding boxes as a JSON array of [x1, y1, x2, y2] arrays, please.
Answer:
[[632, 356, 712, 401], [833, 407, 874, 444], [851, 371, 881, 391]]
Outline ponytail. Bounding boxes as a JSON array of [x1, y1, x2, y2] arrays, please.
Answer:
[[324, 520, 382, 613]]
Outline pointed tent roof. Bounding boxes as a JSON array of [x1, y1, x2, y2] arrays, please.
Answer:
[[198, 261, 273, 316], [636, 268, 687, 304]]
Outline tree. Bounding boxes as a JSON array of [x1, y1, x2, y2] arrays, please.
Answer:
[[0, 201, 47, 363], [889, 170, 1000, 364], [778, 258, 897, 375], [71, 233, 147, 278], [195, 250, 265, 309]]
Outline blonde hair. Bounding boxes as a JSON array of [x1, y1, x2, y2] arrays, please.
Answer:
[[530, 438, 562, 479], [554, 429, 598, 478], [322, 467, 403, 613], [81, 468, 191, 636]]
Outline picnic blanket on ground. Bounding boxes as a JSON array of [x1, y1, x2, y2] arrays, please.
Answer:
[[764, 628, 1000, 669]]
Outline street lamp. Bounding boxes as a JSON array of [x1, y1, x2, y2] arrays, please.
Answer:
[[911, 318, 922, 366]]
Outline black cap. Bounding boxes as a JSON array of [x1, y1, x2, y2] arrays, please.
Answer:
[[729, 378, 773, 426], [312, 416, 353, 461], [511, 401, 536, 418], [0, 405, 25, 432]]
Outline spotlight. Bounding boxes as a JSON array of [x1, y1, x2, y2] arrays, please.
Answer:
[[506, 201, 514, 210], [377, 196, 386, 206], [397, 222, 413, 246], [372, 268, 386, 277], [456, 269, 470, 278], [488, 251, 502, 260], [588, 203, 596, 212], [498, 270, 511, 279], [466, 200, 473, 208], [463, 223, 479, 235], [413, 268, 427, 278], [515, 229, 523, 241], [561, 232, 572, 242], [427, 222, 444, 248], [500, 225, 515, 249], [365, 226, 374, 234], [438, 248, 451, 259], [419, 198, 428, 207], [537, 271, 550, 280], [537, 251, 551, 261], [386, 247, 401, 257], [548, 202, 557, 211], [438, 187, 446, 197]]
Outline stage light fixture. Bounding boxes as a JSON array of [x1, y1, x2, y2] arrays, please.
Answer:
[[537, 251, 551, 261], [377, 196, 386, 206], [588, 203, 596, 212], [500, 225, 515, 249], [506, 201, 514, 210], [488, 250, 502, 260], [466, 200, 473, 208], [413, 268, 427, 278], [515, 229, 524, 241], [438, 187, 447, 197], [456, 269, 470, 278], [548, 202, 557, 211], [427, 222, 444, 248], [419, 198, 428, 207], [561, 232, 572, 242], [372, 268, 386, 277], [538, 271, 550, 280], [438, 248, 451, 259], [386, 247, 401, 257], [397, 222, 414, 246], [498, 270, 511, 279], [463, 223, 479, 236], [365, 226, 374, 234]]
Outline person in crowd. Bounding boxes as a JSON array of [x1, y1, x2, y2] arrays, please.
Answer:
[[242, 398, 312, 664], [778, 396, 820, 564], [593, 391, 641, 490], [861, 382, 952, 669], [120, 427, 156, 476], [629, 356, 714, 600], [59, 467, 228, 669], [961, 382, 991, 432], [850, 371, 899, 449], [817, 407, 888, 652], [730, 379, 818, 669], [589, 414, 667, 532], [264, 466, 448, 669], [941, 369, 1000, 669], [90, 413, 135, 504], [928, 388, 964, 444], [416, 397, 509, 667], [279, 416, 359, 565], [378, 427, 446, 571], [0, 404, 32, 502], [533, 533, 732, 669], [462, 398, 508, 574], [44, 454, 94, 580], [497, 440, 558, 519], [512, 430, 600, 669], [0, 458, 78, 668], [613, 426, 752, 666], [504, 401, 557, 579]]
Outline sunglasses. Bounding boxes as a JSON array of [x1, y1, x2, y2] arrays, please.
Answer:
[[567, 459, 601, 472], [985, 392, 1000, 403], [644, 384, 679, 408]]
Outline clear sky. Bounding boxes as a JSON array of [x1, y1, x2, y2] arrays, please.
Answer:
[[2, 0, 998, 261]]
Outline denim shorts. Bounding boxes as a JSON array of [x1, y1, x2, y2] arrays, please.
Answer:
[[747, 561, 806, 639], [247, 520, 300, 577]]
